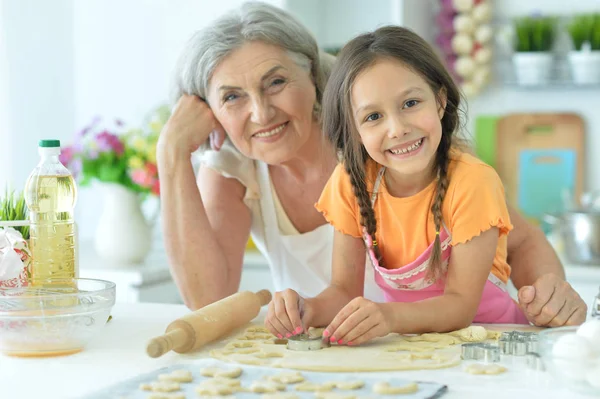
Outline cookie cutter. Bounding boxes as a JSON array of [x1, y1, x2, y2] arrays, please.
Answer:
[[525, 351, 545, 371], [286, 333, 330, 351], [461, 343, 500, 362], [498, 331, 539, 356]]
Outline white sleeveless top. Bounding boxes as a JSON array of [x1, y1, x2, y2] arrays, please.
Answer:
[[197, 141, 384, 301]]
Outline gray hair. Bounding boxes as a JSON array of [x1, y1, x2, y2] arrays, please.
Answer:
[[172, 1, 335, 113]]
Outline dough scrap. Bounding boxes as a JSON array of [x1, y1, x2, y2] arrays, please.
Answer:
[[139, 381, 181, 392], [200, 366, 243, 378], [268, 371, 305, 384], [158, 369, 194, 383], [147, 393, 186, 399], [244, 333, 274, 340], [449, 326, 488, 342], [330, 381, 365, 390], [233, 347, 260, 355], [464, 363, 507, 375], [225, 341, 256, 349], [294, 382, 334, 392], [373, 381, 419, 395], [249, 381, 286, 393], [254, 350, 284, 359], [247, 326, 270, 333]]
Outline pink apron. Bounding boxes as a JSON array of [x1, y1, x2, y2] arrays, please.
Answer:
[[365, 167, 529, 324]]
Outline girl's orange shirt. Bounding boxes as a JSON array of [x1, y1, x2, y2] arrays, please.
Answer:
[[315, 151, 514, 283]]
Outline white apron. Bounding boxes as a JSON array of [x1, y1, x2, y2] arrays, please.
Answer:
[[253, 162, 384, 302]]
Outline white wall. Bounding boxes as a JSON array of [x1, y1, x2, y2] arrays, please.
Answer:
[[1, 0, 75, 192], [0, 1, 12, 191], [467, 0, 600, 193], [1, 0, 283, 241]]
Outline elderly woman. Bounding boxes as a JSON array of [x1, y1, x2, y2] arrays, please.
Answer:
[[157, 1, 587, 327]]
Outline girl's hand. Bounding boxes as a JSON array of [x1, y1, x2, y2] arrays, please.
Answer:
[[265, 289, 314, 339], [159, 94, 226, 154], [323, 297, 394, 346]]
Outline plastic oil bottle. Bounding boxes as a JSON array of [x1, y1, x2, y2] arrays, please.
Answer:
[[25, 139, 78, 286]]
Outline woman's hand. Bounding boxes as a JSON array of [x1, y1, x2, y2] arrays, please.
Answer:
[[322, 297, 395, 346], [159, 94, 226, 154], [518, 274, 588, 326], [265, 289, 315, 339]]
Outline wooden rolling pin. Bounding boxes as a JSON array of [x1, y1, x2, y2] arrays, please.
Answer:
[[146, 289, 272, 358]]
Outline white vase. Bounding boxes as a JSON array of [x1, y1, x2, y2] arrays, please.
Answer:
[[568, 50, 600, 85], [512, 52, 554, 86], [94, 183, 152, 265]]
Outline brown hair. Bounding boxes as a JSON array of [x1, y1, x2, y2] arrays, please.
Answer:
[[322, 26, 466, 281]]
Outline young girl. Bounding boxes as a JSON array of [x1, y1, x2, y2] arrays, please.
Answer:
[[308, 26, 529, 346]]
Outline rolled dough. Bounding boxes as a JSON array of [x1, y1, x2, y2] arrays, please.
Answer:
[[209, 324, 502, 372]]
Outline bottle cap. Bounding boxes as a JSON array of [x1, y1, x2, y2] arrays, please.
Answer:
[[39, 139, 61, 148]]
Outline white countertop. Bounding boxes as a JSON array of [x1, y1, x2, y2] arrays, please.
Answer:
[[0, 302, 594, 399]]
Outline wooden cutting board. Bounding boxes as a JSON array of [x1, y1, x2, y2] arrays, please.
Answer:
[[495, 113, 585, 220]]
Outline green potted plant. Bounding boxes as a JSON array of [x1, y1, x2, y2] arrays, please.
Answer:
[[0, 189, 32, 287], [512, 15, 557, 85], [567, 13, 600, 85]]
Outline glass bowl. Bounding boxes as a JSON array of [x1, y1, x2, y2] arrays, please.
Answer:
[[0, 278, 116, 357], [538, 326, 600, 395]]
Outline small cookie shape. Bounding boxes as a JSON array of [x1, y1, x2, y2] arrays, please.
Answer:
[[373, 381, 419, 395], [158, 369, 194, 383], [328, 381, 365, 390], [195, 383, 236, 396], [200, 366, 243, 378], [268, 371, 305, 384], [294, 382, 334, 392], [249, 381, 286, 393], [463, 363, 507, 375], [139, 381, 181, 392]]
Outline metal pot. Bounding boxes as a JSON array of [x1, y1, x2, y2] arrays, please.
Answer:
[[544, 211, 600, 266]]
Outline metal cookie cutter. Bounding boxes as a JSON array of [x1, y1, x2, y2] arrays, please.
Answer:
[[461, 343, 500, 362], [286, 333, 330, 351], [499, 331, 539, 356], [525, 351, 545, 371]]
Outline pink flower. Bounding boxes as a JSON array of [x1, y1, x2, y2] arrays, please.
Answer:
[[96, 131, 125, 155], [130, 168, 154, 187], [59, 146, 75, 166]]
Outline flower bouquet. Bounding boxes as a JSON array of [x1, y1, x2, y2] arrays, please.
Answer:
[[0, 190, 32, 288]]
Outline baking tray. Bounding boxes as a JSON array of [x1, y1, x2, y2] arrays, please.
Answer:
[[80, 358, 448, 399]]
